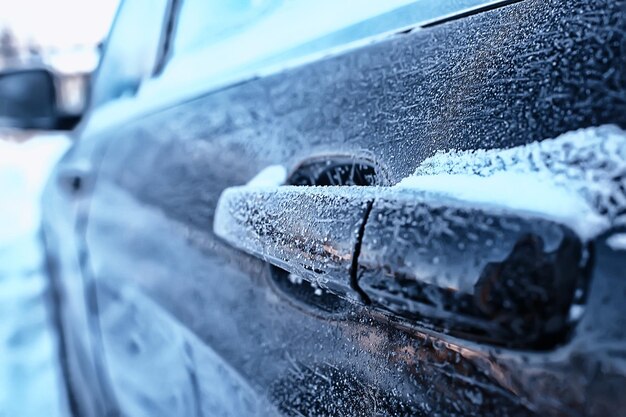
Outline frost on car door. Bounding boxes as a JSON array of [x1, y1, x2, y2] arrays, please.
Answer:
[[71, 0, 626, 416]]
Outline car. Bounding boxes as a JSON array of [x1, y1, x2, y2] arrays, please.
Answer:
[[4, 0, 625, 415]]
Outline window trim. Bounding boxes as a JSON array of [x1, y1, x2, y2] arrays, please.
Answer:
[[152, 0, 183, 76]]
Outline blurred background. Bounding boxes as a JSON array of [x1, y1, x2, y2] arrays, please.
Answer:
[[0, 1, 118, 416], [0, 0, 119, 140]]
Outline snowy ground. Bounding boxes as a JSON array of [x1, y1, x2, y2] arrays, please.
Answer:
[[0, 133, 70, 417]]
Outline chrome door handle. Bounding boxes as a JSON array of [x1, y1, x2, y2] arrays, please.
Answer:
[[214, 185, 374, 302], [214, 183, 587, 348], [357, 189, 586, 348]]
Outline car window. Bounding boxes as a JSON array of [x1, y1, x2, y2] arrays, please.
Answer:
[[171, 0, 282, 58], [83, 0, 508, 136], [168, 0, 498, 81], [90, 0, 170, 109]]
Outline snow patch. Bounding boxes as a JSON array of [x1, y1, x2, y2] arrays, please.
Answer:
[[0, 134, 70, 244], [396, 125, 626, 241], [0, 133, 70, 417], [396, 171, 607, 240]]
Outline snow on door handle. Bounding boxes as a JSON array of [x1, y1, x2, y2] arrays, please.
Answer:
[[215, 183, 588, 348], [214, 185, 375, 302]]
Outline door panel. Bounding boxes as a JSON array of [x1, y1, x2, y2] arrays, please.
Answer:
[[74, 0, 626, 415]]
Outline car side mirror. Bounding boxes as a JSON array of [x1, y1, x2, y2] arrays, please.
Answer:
[[0, 68, 81, 130]]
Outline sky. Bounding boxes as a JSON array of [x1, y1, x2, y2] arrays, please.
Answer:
[[0, 0, 120, 49]]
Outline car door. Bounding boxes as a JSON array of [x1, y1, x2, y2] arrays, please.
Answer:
[[50, 0, 626, 416]]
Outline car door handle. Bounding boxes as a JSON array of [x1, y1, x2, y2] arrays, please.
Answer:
[[214, 185, 374, 302], [214, 184, 587, 348], [356, 189, 587, 348]]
